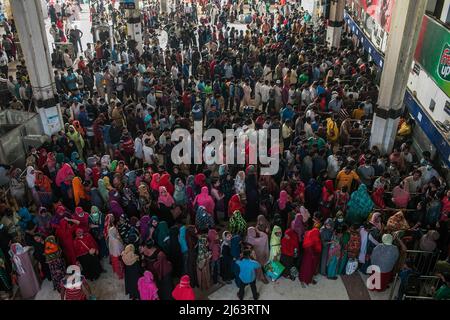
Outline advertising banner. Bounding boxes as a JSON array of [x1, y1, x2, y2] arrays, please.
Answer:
[[414, 15, 450, 97], [348, 0, 395, 32]]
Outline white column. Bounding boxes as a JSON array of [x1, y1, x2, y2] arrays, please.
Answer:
[[10, 0, 63, 136], [326, 0, 345, 49], [125, 0, 143, 54], [370, 0, 427, 154]]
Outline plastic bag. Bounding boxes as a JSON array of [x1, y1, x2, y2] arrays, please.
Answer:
[[264, 261, 285, 281], [346, 258, 358, 275]]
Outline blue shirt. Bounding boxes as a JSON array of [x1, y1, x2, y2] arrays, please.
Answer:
[[236, 259, 261, 284]]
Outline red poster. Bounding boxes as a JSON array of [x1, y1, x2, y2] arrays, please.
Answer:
[[354, 0, 395, 32]]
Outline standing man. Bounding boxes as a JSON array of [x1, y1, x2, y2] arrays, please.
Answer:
[[236, 250, 261, 300], [69, 25, 84, 57]]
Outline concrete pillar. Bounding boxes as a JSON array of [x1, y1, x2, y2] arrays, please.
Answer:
[[326, 0, 345, 49], [10, 0, 63, 136], [370, 0, 427, 155], [125, 0, 143, 54]]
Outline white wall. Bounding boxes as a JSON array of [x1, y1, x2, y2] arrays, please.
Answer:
[[407, 62, 450, 124], [441, 0, 450, 23]]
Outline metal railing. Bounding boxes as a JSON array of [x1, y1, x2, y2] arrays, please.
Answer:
[[389, 249, 441, 300]]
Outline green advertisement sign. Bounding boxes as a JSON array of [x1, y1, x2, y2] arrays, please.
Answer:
[[414, 15, 450, 97]]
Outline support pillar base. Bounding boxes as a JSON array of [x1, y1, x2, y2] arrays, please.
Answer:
[[370, 114, 401, 155]]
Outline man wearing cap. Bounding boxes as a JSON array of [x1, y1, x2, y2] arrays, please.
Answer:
[[369, 234, 399, 292]]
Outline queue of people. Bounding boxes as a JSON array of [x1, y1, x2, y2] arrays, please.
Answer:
[[0, 0, 449, 301]]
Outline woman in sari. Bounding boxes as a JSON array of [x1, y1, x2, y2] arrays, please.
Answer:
[[26, 166, 40, 206], [158, 186, 175, 209], [346, 184, 374, 225], [150, 173, 161, 195], [256, 215, 271, 235], [194, 173, 207, 194], [326, 228, 342, 280], [172, 275, 195, 300], [141, 239, 173, 300], [55, 163, 75, 209], [386, 211, 410, 234], [97, 178, 110, 204], [159, 173, 174, 195], [36, 207, 52, 237], [9, 243, 40, 299], [246, 226, 269, 283], [73, 228, 102, 281], [207, 229, 221, 284], [66, 125, 85, 160], [269, 225, 282, 262], [122, 244, 142, 299], [196, 234, 212, 291], [89, 206, 108, 258], [319, 218, 334, 276], [185, 175, 196, 223], [220, 231, 234, 283], [320, 180, 335, 220], [55, 218, 77, 265], [280, 228, 299, 280], [72, 207, 90, 233], [72, 176, 88, 207], [34, 171, 53, 207], [185, 225, 198, 287], [154, 221, 171, 254], [173, 178, 187, 206], [138, 271, 159, 300], [299, 216, 322, 287], [193, 186, 215, 215], [291, 211, 306, 245], [234, 171, 246, 195], [228, 194, 245, 217], [104, 214, 124, 279], [337, 225, 351, 275], [44, 235, 66, 291], [276, 190, 293, 231]]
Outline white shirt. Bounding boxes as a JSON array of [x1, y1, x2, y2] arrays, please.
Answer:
[[260, 84, 270, 102], [327, 155, 340, 179], [63, 53, 73, 68], [143, 145, 154, 164], [134, 137, 144, 159]]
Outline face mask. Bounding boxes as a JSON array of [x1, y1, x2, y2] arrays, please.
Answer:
[[337, 218, 344, 223], [426, 165, 432, 171]]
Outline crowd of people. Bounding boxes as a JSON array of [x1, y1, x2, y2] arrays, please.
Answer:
[[0, 0, 449, 301]]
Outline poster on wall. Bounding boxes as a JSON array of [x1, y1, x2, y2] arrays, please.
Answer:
[[349, 0, 395, 33], [415, 15, 450, 98]]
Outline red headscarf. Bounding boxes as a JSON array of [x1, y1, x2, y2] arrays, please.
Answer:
[[158, 186, 175, 208], [159, 173, 174, 195], [172, 275, 195, 300], [228, 194, 244, 217], [194, 173, 206, 189], [56, 163, 75, 187], [193, 186, 215, 215], [150, 173, 160, 192], [281, 228, 300, 257]]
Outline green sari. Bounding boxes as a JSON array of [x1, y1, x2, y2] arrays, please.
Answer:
[[338, 231, 350, 275]]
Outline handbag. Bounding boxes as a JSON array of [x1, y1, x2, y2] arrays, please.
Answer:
[[264, 260, 285, 281], [345, 258, 358, 275]]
